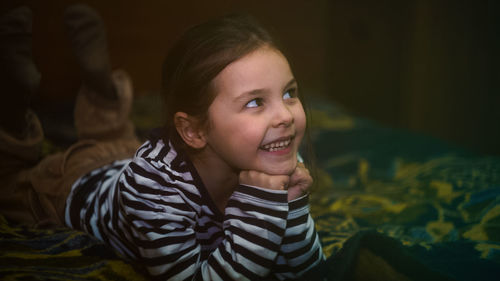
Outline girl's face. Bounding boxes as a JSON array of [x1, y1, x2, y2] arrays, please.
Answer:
[[204, 46, 306, 175]]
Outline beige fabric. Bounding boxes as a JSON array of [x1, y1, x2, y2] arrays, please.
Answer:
[[0, 70, 141, 227], [0, 110, 45, 226]]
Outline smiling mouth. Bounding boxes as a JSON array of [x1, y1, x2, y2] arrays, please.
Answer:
[[260, 137, 293, 152]]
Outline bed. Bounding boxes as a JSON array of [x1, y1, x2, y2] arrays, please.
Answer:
[[1, 95, 499, 280]]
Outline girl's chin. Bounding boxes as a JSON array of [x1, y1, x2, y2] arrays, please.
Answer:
[[259, 160, 297, 176], [256, 148, 298, 175]]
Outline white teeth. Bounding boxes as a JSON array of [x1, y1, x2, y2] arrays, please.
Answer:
[[261, 139, 291, 151]]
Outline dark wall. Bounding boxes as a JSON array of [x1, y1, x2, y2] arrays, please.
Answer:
[[2, 0, 499, 155], [2, 0, 329, 100], [325, 0, 500, 156]]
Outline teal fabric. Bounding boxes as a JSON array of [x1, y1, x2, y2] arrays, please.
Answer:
[[308, 99, 500, 280]]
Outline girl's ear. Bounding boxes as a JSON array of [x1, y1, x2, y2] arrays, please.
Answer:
[[174, 112, 207, 149]]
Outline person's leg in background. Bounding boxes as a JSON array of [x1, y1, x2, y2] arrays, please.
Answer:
[[0, 6, 45, 226], [29, 3, 141, 227], [63, 3, 136, 141], [0, 4, 140, 228]]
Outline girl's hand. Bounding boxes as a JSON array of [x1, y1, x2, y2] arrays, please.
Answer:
[[239, 170, 290, 191], [239, 162, 312, 201], [287, 162, 313, 201]]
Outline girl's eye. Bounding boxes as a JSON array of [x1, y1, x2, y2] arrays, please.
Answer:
[[283, 88, 297, 100], [245, 98, 263, 108]]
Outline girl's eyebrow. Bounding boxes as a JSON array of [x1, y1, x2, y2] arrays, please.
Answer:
[[234, 78, 297, 103], [283, 78, 297, 90]]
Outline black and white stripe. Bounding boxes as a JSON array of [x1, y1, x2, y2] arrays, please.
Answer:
[[65, 132, 324, 280]]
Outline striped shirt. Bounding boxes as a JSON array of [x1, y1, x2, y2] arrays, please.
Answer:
[[65, 130, 324, 280]]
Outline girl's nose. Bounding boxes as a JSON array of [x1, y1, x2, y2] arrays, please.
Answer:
[[272, 101, 294, 128]]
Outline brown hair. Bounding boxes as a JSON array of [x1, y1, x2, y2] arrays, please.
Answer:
[[161, 14, 276, 136]]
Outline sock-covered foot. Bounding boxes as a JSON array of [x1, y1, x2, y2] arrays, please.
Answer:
[[64, 4, 117, 102], [0, 6, 40, 138]]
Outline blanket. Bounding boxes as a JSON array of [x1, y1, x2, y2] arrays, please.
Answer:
[[308, 99, 500, 280], [1, 96, 499, 280]]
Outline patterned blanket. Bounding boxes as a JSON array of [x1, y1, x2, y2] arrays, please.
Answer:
[[1, 97, 499, 280], [308, 100, 500, 280]]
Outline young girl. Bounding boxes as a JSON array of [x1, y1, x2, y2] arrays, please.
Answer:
[[0, 5, 325, 280]]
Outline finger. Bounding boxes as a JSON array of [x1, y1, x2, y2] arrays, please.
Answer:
[[272, 175, 290, 190], [239, 170, 289, 190], [290, 163, 310, 182], [289, 166, 312, 191]]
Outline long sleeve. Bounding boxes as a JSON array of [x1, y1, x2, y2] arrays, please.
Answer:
[[66, 136, 323, 280], [272, 194, 325, 280], [199, 184, 289, 280], [118, 157, 290, 281]]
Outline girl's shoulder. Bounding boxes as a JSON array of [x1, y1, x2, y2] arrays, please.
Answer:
[[131, 127, 197, 185], [124, 133, 206, 211]]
